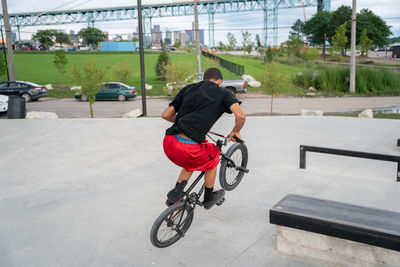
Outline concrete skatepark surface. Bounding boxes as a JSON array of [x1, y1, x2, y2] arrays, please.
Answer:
[[1, 116, 399, 266]]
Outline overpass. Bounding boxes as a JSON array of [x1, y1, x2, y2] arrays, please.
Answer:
[[2, 0, 331, 47]]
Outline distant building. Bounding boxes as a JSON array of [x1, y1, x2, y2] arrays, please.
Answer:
[[70, 30, 79, 44], [152, 25, 162, 45], [174, 31, 189, 46], [392, 43, 400, 58], [165, 29, 172, 45], [112, 35, 123, 42]]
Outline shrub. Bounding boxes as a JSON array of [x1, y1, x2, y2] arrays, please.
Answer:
[[164, 62, 194, 96], [113, 61, 133, 84], [300, 47, 320, 61]]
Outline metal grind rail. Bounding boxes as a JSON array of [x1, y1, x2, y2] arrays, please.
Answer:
[[299, 145, 400, 182]]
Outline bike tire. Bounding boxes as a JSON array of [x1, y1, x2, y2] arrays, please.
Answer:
[[150, 201, 194, 248], [219, 143, 248, 191]]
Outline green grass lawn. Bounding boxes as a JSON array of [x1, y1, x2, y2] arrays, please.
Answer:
[[9, 51, 238, 97]]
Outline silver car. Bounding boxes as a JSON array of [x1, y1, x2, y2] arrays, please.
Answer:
[[0, 94, 8, 112]]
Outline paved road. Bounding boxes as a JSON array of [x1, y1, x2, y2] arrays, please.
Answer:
[[22, 96, 400, 118]]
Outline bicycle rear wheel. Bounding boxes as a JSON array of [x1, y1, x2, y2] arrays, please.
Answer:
[[150, 201, 194, 248], [219, 143, 248, 191]]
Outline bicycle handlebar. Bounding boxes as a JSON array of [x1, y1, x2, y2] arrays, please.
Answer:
[[208, 131, 245, 144]]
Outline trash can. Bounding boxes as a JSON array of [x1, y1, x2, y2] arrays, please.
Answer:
[[7, 95, 26, 119]]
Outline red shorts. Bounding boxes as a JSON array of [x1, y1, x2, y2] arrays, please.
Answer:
[[163, 135, 220, 172]]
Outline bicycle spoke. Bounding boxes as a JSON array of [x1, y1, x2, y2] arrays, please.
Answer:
[[226, 149, 242, 185]]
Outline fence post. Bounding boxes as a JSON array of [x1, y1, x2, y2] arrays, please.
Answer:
[[300, 145, 306, 169]]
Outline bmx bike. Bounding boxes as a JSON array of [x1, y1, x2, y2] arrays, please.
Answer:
[[150, 131, 249, 248]]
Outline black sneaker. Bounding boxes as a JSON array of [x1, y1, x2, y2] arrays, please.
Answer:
[[166, 180, 187, 206], [203, 189, 225, 210]]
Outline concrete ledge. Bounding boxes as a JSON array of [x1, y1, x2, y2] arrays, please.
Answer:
[[277, 226, 400, 267]]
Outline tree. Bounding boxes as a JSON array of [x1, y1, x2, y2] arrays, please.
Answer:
[[53, 50, 69, 85], [173, 40, 181, 49], [155, 47, 170, 79], [32, 29, 56, 48], [71, 59, 109, 118], [54, 30, 70, 44], [164, 62, 194, 96], [113, 61, 133, 84], [78, 27, 107, 49], [241, 31, 252, 55], [328, 5, 352, 44], [0, 52, 7, 78], [217, 41, 226, 51], [359, 29, 373, 57], [265, 46, 273, 63], [226, 32, 237, 50], [257, 62, 287, 114], [255, 34, 262, 48], [357, 9, 392, 48], [331, 22, 348, 61], [289, 19, 305, 41], [287, 36, 305, 57], [303, 11, 332, 46]]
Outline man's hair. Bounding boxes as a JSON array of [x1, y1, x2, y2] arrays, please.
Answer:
[[203, 67, 223, 81]]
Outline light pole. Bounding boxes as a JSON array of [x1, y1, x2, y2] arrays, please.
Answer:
[[194, 0, 201, 79], [349, 0, 356, 93], [1, 0, 16, 81], [137, 0, 147, 116]]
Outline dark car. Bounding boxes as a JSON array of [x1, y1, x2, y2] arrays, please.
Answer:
[[0, 81, 47, 102], [74, 82, 137, 102]]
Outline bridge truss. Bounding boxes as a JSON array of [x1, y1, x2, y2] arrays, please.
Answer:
[[2, 0, 331, 47]]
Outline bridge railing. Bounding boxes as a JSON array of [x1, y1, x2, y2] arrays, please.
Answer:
[[201, 51, 244, 76]]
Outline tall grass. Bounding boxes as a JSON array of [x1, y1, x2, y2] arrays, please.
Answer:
[[293, 65, 400, 95]]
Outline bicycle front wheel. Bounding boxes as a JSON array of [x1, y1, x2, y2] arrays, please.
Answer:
[[150, 201, 194, 248], [219, 143, 248, 191]]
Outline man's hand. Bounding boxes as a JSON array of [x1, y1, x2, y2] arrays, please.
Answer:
[[228, 131, 241, 142], [229, 103, 245, 142]]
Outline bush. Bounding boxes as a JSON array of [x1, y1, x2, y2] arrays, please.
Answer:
[[300, 47, 320, 61], [113, 61, 133, 84], [164, 62, 194, 96]]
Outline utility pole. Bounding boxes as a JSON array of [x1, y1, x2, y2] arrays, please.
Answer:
[[137, 0, 147, 116], [194, 0, 201, 79], [1, 0, 16, 81], [349, 0, 356, 93]]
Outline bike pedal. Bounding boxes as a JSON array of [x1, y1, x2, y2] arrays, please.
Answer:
[[216, 197, 225, 206]]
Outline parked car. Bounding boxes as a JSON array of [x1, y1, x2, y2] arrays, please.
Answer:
[[68, 46, 77, 51], [0, 94, 8, 112], [0, 81, 47, 102], [78, 46, 90, 51], [49, 45, 66, 51], [74, 82, 137, 102], [166, 73, 246, 96]]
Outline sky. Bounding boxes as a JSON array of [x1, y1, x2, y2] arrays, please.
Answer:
[[3, 0, 400, 46]]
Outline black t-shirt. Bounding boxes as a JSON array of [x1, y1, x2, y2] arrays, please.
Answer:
[[165, 80, 241, 143]]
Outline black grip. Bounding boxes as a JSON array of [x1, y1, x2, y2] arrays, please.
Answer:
[[233, 135, 244, 144]]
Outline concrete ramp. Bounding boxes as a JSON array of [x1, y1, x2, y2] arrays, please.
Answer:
[[0, 116, 399, 266]]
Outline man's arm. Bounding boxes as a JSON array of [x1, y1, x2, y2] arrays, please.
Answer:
[[228, 103, 246, 142], [161, 105, 176, 123]]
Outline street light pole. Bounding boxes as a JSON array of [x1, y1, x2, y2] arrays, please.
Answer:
[[349, 0, 357, 93], [137, 0, 147, 116], [1, 0, 16, 81], [194, 0, 201, 79]]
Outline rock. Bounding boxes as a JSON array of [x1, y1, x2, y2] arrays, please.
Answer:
[[45, 84, 53, 90], [306, 92, 316, 96], [71, 86, 82, 91], [145, 84, 153, 90], [300, 109, 324, 116], [308, 87, 316, 91], [242, 74, 256, 83], [123, 109, 142, 118], [358, 109, 373, 119], [26, 111, 58, 119], [248, 81, 261, 88]]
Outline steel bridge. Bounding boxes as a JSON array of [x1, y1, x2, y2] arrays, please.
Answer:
[[2, 0, 331, 47]]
